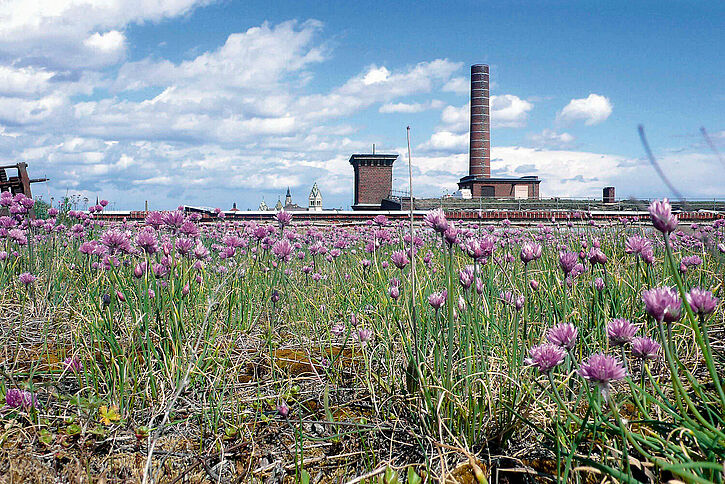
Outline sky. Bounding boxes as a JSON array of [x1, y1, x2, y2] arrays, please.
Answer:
[[0, 0, 723, 211]]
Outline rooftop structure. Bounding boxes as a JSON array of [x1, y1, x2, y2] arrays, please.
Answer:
[[349, 153, 398, 210]]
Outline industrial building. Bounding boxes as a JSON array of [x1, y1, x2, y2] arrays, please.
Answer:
[[457, 64, 541, 199], [348, 64, 542, 211]]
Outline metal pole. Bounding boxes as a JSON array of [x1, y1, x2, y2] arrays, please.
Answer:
[[406, 126, 418, 345]]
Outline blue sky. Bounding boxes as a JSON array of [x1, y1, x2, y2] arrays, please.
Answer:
[[0, 0, 722, 210]]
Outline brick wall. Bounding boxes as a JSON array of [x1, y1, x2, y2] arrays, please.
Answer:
[[355, 165, 393, 206]]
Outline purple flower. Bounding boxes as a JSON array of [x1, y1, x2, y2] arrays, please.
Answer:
[[424, 208, 449, 234], [5, 388, 38, 409], [100, 230, 132, 254], [631, 337, 661, 360], [277, 402, 289, 417], [465, 237, 495, 261], [388, 285, 400, 300], [642, 286, 682, 323], [443, 225, 459, 245], [390, 250, 409, 269], [276, 210, 293, 227], [641, 247, 655, 265], [625, 235, 652, 256], [135, 229, 158, 254], [272, 239, 293, 261], [547, 323, 578, 349], [373, 214, 388, 226], [152, 263, 167, 279], [579, 353, 627, 394], [588, 248, 607, 265], [558, 251, 578, 275], [525, 344, 567, 374], [529, 279, 539, 291], [357, 328, 373, 346], [593, 277, 605, 292], [515, 295, 525, 311], [428, 289, 447, 311], [686, 288, 718, 316], [648, 199, 678, 234], [607, 318, 638, 346], [520, 242, 542, 264], [330, 323, 345, 336], [681, 255, 702, 268], [162, 210, 185, 229], [176, 238, 194, 256], [64, 356, 83, 373], [179, 221, 200, 238], [18, 272, 36, 286], [459, 266, 475, 290]]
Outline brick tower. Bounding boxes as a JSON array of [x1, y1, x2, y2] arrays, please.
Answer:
[[349, 153, 398, 210], [469, 64, 490, 178], [458, 64, 541, 199]]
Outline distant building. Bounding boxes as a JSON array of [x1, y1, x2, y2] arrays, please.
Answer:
[[260, 184, 323, 212], [349, 153, 398, 210], [308, 182, 322, 211]]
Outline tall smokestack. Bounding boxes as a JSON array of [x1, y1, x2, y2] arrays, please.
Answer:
[[469, 64, 490, 178]]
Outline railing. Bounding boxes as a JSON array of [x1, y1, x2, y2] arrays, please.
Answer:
[[410, 197, 725, 213]]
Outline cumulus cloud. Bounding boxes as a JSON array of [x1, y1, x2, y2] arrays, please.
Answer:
[[527, 129, 575, 148], [0, 0, 210, 68], [442, 77, 469, 95], [379, 100, 444, 113], [394, 144, 724, 201], [557, 93, 612, 126], [434, 95, 533, 136], [1, 9, 718, 210], [491, 95, 533, 128]]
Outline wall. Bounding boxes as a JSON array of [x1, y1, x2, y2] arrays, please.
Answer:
[[355, 165, 393, 206]]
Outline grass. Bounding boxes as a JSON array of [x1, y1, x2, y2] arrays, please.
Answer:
[[0, 200, 723, 482]]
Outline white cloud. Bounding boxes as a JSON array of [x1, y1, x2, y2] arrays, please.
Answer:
[[528, 129, 575, 148], [83, 30, 126, 53], [296, 59, 461, 120], [442, 77, 469, 95], [421, 131, 468, 151], [379, 100, 444, 113], [114, 20, 326, 93], [0, 0, 210, 68], [491, 95, 533, 128], [433, 94, 533, 138], [557, 93, 612, 126], [0, 66, 55, 97], [362, 66, 390, 85]]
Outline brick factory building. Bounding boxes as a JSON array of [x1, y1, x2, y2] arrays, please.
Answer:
[[458, 64, 541, 199], [349, 153, 398, 210]]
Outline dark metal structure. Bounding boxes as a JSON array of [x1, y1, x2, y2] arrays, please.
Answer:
[[0, 162, 48, 199]]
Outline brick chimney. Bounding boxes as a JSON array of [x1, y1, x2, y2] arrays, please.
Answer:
[[469, 64, 490, 178], [349, 153, 398, 210]]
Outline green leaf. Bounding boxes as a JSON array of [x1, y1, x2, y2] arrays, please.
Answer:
[[384, 466, 399, 484], [323, 384, 334, 422], [300, 469, 311, 484], [407, 467, 422, 484], [39, 428, 54, 445]]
